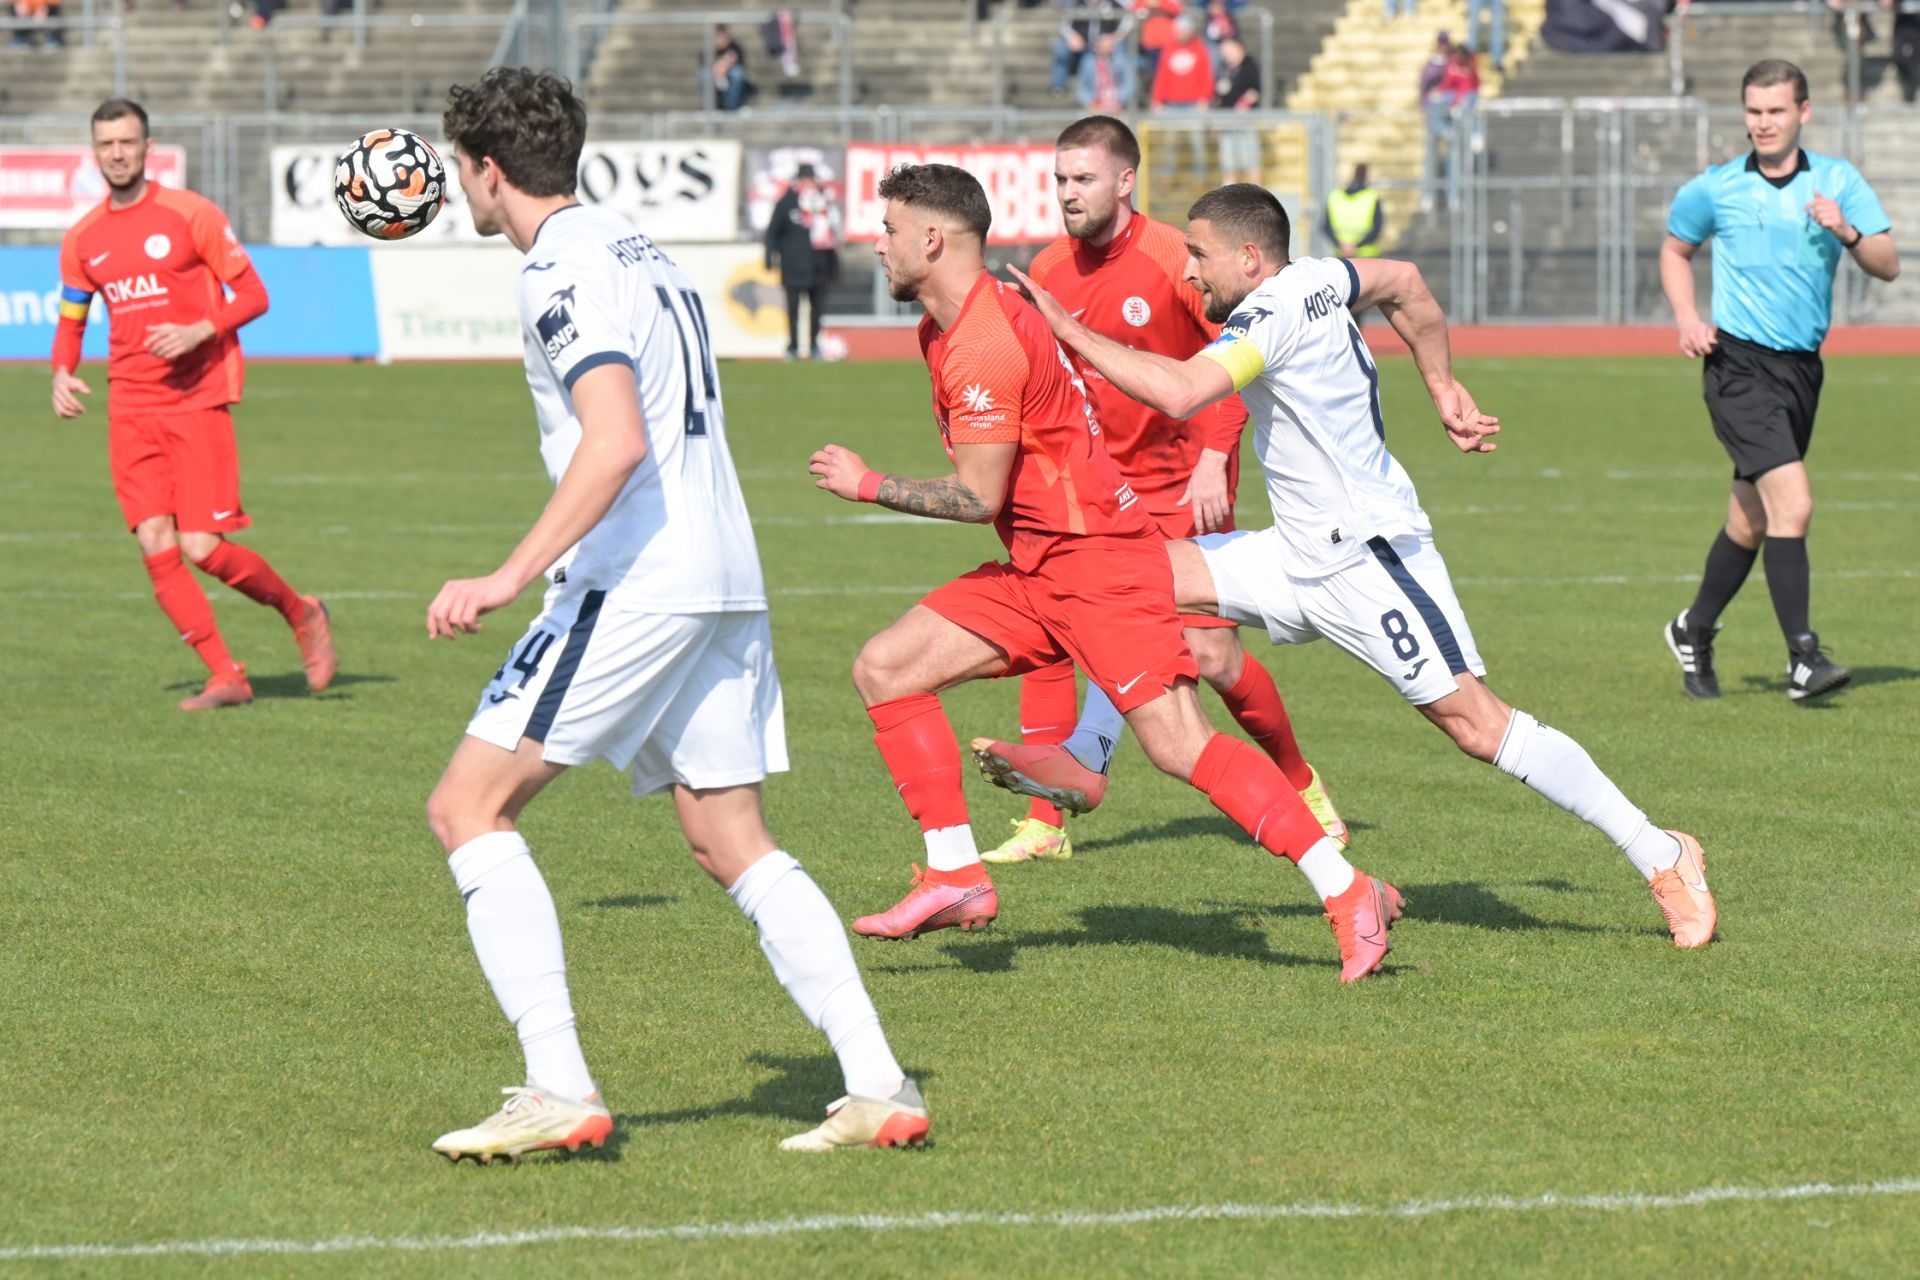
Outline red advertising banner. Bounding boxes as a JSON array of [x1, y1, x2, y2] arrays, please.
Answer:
[[844, 143, 1063, 246], [0, 146, 188, 229]]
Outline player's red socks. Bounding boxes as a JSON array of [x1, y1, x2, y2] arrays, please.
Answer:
[[867, 693, 971, 832], [1188, 734, 1326, 863], [143, 547, 237, 675], [191, 540, 305, 625], [1218, 656, 1313, 791], [1018, 661, 1078, 827]]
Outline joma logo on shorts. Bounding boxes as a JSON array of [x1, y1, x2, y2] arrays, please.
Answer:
[[102, 274, 167, 304]]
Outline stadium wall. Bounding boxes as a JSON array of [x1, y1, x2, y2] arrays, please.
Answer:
[[0, 243, 793, 363]]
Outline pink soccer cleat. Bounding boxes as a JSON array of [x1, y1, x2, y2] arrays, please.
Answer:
[[853, 864, 998, 940], [969, 737, 1107, 815]]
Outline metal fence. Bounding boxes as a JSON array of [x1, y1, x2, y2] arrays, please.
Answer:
[[5, 98, 1915, 325]]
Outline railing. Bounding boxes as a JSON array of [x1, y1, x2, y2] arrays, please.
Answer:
[[981, 3, 1280, 115], [4, 94, 1913, 324], [1667, 0, 1920, 100]]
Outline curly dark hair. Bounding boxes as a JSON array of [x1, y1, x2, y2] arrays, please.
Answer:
[[443, 68, 587, 197], [875, 163, 992, 241], [1188, 183, 1291, 260]]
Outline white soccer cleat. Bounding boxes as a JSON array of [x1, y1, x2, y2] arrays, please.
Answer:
[[431, 1085, 613, 1165], [780, 1078, 931, 1152]]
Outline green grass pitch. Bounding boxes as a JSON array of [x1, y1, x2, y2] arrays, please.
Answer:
[[1, 354, 1916, 1277]]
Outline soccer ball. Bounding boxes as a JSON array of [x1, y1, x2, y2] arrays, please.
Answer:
[[334, 128, 446, 240]]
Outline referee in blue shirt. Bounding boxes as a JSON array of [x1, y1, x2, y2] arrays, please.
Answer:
[[1659, 59, 1898, 702]]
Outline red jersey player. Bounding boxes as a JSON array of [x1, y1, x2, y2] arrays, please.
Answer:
[[809, 163, 1400, 983], [51, 99, 335, 711], [980, 115, 1344, 866]]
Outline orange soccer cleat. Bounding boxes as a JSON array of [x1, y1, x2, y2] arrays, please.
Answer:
[[292, 596, 337, 693], [852, 864, 998, 941], [1323, 874, 1404, 983], [1649, 830, 1716, 949], [969, 737, 1107, 815], [179, 666, 254, 712]]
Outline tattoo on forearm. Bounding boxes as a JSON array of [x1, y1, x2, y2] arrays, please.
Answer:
[[874, 474, 994, 523]]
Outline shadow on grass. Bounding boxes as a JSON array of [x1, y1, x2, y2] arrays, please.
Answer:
[[1394, 880, 1613, 934], [584, 894, 678, 910], [612, 1052, 940, 1147], [1072, 813, 1380, 858], [934, 903, 1329, 976], [166, 671, 395, 700], [1736, 664, 1916, 702]]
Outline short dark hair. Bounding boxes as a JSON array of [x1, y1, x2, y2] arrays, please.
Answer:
[[90, 99, 150, 137], [875, 163, 991, 241], [1741, 59, 1808, 105], [443, 68, 587, 198], [1056, 115, 1141, 171], [1188, 183, 1291, 259]]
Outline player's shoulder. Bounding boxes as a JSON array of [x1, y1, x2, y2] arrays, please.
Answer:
[[63, 201, 111, 244], [1028, 236, 1074, 283], [1804, 148, 1869, 187], [947, 279, 1035, 376], [1131, 215, 1193, 282], [151, 185, 226, 224]]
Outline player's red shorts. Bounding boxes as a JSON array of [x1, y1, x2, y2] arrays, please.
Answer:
[[921, 532, 1199, 713], [108, 406, 250, 533], [1147, 501, 1239, 631]]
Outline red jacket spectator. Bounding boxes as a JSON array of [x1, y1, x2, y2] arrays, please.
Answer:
[[1151, 29, 1214, 106], [1438, 47, 1480, 105]]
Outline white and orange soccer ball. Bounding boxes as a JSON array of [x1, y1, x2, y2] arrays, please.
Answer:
[[334, 128, 446, 240]]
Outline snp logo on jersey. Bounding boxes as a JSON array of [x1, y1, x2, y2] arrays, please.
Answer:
[[537, 285, 581, 361], [1219, 306, 1272, 340]]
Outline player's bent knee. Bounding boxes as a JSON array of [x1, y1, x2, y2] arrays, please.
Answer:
[[1190, 633, 1244, 689], [179, 532, 223, 564], [851, 632, 918, 703]]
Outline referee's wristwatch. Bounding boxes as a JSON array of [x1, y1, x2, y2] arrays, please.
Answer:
[[1840, 225, 1864, 249]]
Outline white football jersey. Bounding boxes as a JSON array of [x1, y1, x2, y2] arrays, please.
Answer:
[[517, 204, 766, 610], [1201, 256, 1430, 578]]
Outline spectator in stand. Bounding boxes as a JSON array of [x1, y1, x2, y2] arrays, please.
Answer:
[[1323, 163, 1384, 256], [1464, 0, 1506, 72], [706, 24, 752, 111], [1153, 13, 1212, 174], [1419, 31, 1452, 206], [1078, 30, 1137, 112], [1440, 43, 1480, 111], [1201, 0, 1238, 68], [1132, 0, 1183, 91], [1896, 3, 1920, 103], [1213, 37, 1261, 183], [1052, 1, 1133, 98], [764, 164, 837, 360], [9, 0, 64, 49]]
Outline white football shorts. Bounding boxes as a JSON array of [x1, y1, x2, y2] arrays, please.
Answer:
[[1195, 527, 1486, 706], [465, 588, 789, 796]]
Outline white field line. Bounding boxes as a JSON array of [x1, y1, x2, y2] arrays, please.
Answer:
[[2, 1177, 1915, 1262]]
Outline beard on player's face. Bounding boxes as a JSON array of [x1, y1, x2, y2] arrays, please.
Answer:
[[1202, 283, 1248, 325], [1063, 188, 1118, 242]]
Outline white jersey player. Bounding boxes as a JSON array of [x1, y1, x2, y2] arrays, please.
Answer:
[[423, 68, 928, 1163], [1005, 183, 1720, 954]]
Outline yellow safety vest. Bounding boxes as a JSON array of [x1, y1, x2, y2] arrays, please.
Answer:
[[1326, 188, 1382, 256]]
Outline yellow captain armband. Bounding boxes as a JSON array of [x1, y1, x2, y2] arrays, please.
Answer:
[[1200, 334, 1264, 392]]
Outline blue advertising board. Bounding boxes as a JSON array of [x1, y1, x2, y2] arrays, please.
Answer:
[[0, 245, 379, 361]]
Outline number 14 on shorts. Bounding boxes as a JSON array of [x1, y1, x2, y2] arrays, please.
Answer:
[[486, 631, 556, 705]]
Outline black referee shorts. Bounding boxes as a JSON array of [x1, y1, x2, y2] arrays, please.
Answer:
[[1701, 332, 1824, 482]]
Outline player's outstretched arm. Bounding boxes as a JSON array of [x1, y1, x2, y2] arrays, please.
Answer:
[[1351, 257, 1498, 454], [810, 440, 1016, 524], [1005, 264, 1234, 421], [1659, 235, 1718, 357], [427, 363, 649, 638]]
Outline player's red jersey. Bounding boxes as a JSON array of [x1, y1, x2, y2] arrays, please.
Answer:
[[57, 184, 261, 413], [1027, 213, 1247, 508], [919, 272, 1155, 572]]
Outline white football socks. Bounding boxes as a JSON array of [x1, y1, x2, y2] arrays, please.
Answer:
[[447, 831, 597, 1101], [1493, 710, 1682, 881], [922, 825, 980, 873], [728, 851, 906, 1101], [1296, 838, 1358, 900], [1063, 683, 1127, 774]]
